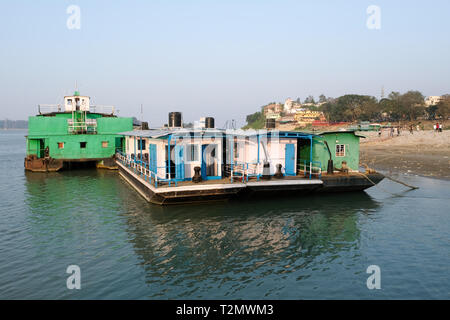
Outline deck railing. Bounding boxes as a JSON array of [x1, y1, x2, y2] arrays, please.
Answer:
[[90, 105, 115, 115], [228, 161, 262, 183], [68, 119, 97, 134], [116, 151, 322, 188], [38, 104, 62, 114], [37, 104, 115, 115], [116, 151, 179, 187], [298, 160, 322, 179]]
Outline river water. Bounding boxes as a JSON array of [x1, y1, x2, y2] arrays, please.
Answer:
[[0, 130, 448, 299]]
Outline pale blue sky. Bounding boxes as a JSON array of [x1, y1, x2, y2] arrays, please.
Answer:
[[0, 0, 449, 127]]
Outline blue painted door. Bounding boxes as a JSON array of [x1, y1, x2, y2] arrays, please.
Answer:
[[285, 144, 295, 176], [149, 144, 157, 173], [201, 145, 207, 179], [175, 145, 184, 180]]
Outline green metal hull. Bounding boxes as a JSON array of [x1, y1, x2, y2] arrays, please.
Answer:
[[25, 112, 133, 172]]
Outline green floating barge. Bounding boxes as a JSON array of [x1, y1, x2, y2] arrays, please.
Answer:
[[25, 91, 133, 172]]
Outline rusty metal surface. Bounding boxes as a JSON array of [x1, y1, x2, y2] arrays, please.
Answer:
[[24, 155, 64, 172]]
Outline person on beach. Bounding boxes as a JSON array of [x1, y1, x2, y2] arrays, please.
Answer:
[[434, 124, 437, 131], [390, 127, 394, 137], [397, 126, 401, 136], [436, 123, 439, 132], [410, 125, 414, 134]]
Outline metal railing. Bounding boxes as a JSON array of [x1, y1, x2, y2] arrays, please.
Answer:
[[228, 161, 262, 183], [116, 151, 179, 188], [67, 119, 97, 134], [116, 151, 322, 188], [38, 104, 62, 114], [37, 104, 115, 115], [298, 160, 322, 179], [90, 105, 115, 115]]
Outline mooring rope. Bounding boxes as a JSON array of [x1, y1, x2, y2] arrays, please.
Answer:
[[355, 171, 419, 196]]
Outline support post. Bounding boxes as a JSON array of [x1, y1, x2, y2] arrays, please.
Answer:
[[230, 136, 234, 183], [140, 136, 143, 176], [309, 136, 313, 180], [168, 135, 171, 186], [134, 136, 137, 173]]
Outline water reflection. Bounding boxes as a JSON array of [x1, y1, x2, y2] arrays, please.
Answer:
[[121, 192, 380, 298], [23, 170, 128, 259], [23, 168, 380, 298]]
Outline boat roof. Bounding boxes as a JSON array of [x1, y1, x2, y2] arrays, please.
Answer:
[[119, 128, 319, 139], [314, 129, 366, 138]]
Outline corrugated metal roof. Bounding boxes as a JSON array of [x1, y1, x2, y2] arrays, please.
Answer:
[[119, 128, 318, 138], [119, 128, 227, 138], [315, 130, 366, 138]]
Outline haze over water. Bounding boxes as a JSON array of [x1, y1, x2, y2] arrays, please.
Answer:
[[0, 130, 448, 299]]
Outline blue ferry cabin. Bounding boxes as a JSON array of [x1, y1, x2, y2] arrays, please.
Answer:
[[115, 126, 383, 205], [118, 128, 318, 186], [121, 129, 225, 183]]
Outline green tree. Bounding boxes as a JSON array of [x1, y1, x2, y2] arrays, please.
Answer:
[[320, 94, 378, 122], [437, 95, 450, 120], [304, 95, 316, 104], [244, 111, 265, 129], [399, 90, 425, 121]]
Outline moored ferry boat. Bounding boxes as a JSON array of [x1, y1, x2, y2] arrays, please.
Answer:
[[25, 91, 133, 172], [116, 113, 384, 205]]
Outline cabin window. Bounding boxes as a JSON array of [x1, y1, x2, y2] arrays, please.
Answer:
[[234, 141, 240, 158], [80, 142, 87, 149], [187, 144, 199, 161], [58, 142, 64, 149], [137, 139, 146, 151], [102, 141, 108, 148], [335, 144, 345, 157]]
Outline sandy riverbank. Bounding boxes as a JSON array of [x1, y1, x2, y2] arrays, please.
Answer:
[[359, 130, 450, 179]]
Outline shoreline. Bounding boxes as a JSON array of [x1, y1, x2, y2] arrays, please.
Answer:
[[359, 130, 450, 180]]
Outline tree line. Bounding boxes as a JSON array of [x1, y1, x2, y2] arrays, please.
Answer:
[[319, 91, 450, 123], [245, 91, 450, 128]]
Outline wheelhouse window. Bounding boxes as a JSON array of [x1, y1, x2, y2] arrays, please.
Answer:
[[57, 142, 64, 149], [335, 144, 345, 157], [102, 141, 108, 148], [80, 142, 87, 149]]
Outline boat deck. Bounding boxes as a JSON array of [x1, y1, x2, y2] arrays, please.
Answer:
[[117, 160, 384, 205]]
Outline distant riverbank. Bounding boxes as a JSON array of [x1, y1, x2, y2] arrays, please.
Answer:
[[360, 130, 450, 180], [0, 120, 28, 129]]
